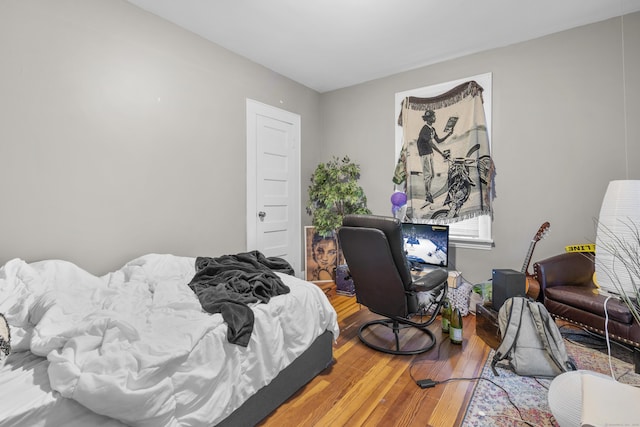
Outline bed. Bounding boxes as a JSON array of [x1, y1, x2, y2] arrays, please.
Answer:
[[0, 253, 339, 426]]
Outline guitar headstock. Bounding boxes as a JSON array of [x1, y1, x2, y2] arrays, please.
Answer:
[[534, 222, 550, 242], [522, 221, 551, 276]]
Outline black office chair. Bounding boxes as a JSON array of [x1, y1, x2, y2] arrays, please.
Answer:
[[337, 214, 448, 355]]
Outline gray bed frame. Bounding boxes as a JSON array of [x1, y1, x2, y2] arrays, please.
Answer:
[[217, 329, 334, 426]]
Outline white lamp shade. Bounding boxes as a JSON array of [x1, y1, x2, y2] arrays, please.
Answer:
[[595, 180, 640, 296]]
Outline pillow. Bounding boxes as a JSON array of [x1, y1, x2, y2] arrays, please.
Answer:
[[0, 313, 10, 367]]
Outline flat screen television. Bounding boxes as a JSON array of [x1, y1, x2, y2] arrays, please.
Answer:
[[401, 222, 449, 269]]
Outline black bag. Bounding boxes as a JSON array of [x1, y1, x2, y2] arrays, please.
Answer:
[[491, 297, 576, 377]]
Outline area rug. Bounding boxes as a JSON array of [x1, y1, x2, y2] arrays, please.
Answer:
[[461, 331, 640, 426]]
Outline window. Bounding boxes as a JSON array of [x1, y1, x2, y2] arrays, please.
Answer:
[[394, 73, 493, 249]]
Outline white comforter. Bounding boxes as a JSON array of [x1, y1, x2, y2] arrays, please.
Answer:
[[0, 254, 339, 426]]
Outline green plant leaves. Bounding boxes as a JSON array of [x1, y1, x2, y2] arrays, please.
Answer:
[[306, 156, 371, 236]]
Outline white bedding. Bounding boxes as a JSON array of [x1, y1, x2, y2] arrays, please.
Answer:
[[0, 351, 127, 427], [0, 254, 339, 426]]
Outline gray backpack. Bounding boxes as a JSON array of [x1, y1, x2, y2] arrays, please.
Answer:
[[491, 297, 576, 377]]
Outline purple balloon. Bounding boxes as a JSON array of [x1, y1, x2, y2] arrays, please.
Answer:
[[390, 191, 407, 207]]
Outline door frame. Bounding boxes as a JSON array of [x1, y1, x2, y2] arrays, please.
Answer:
[[246, 98, 302, 276]]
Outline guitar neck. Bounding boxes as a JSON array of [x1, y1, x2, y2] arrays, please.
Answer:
[[521, 240, 536, 274], [521, 221, 550, 277]]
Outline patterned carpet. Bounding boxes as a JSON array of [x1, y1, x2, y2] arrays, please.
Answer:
[[461, 327, 640, 427]]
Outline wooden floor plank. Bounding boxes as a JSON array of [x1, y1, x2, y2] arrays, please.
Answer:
[[260, 294, 488, 427]]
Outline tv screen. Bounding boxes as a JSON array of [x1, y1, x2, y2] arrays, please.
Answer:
[[401, 223, 449, 269]]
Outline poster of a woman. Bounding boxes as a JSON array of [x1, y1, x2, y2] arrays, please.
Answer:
[[305, 227, 339, 282]]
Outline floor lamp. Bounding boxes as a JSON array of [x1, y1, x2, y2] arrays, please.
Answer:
[[595, 180, 640, 302]]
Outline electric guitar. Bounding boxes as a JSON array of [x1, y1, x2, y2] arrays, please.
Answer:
[[521, 222, 550, 300]]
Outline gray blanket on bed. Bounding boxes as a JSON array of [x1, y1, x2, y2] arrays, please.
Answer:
[[187, 250, 293, 346]]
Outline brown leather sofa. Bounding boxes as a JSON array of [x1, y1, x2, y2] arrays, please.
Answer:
[[534, 252, 640, 371]]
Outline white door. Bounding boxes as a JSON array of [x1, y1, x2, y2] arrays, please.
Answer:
[[246, 99, 301, 276]]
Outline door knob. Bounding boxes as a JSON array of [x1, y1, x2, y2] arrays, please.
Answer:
[[258, 211, 266, 221]]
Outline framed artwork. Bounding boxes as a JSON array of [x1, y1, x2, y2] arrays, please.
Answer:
[[304, 226, 339, 283]]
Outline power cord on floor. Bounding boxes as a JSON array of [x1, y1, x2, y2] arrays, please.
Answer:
[[414, 375, 538, 427], [408, 333, 448, 371], [560, 327, 608, 350], [559, 323, 633, 353], [408, 336, 543, 427], [534, 376, 550, 390], [559, 319, 639, 385]]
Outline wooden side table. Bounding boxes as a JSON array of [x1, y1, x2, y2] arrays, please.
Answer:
[[475, 303, 501, 349]]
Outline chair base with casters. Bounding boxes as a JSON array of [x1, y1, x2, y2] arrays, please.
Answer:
[[338, 214, 449, 356]]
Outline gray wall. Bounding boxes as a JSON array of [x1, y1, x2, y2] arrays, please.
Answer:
[[1, 1, 638, 283], [320, 12, 640, 282], [0, 0, 321, 274]]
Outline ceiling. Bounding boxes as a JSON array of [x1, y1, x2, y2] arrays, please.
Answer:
[[125, 0, 640, 93]]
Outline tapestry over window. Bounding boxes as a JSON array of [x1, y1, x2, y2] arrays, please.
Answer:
[[393, 80, 495, 224]]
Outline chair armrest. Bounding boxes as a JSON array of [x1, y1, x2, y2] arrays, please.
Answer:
[[411, 268, 448, 292], [534, 252, 595, 292]]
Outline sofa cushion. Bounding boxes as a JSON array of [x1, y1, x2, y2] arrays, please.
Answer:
[[545, 286, 633, 324]]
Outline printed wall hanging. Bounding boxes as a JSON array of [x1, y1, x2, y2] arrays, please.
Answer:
[[393, 80, 495, 223]]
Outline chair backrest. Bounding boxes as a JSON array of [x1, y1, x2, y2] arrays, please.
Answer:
[[338, 214, 414, 317]]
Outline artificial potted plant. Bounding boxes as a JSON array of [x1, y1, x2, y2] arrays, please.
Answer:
[[306, 156, 371, 236], [305, 156, 370, 288]]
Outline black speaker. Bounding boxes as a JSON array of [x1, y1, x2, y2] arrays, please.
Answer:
[[492, 269, 526, 311]]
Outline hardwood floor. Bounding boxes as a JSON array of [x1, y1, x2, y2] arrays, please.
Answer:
[[260, 294, 490, 427]]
